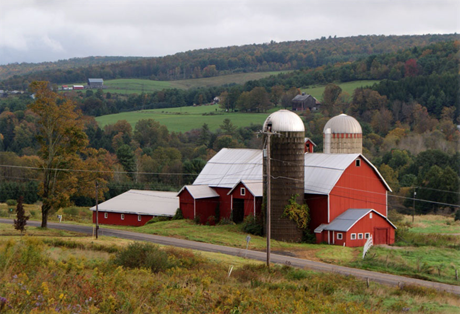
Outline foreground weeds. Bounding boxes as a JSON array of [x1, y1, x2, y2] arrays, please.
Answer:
[[0, 238, 459, 313]]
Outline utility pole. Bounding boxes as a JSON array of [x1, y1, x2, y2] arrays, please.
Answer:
[[412, 188, 416, 223], [95, 181, 99, 239]]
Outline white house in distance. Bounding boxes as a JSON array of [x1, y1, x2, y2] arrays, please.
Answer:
[[90, 190, 178, 226]]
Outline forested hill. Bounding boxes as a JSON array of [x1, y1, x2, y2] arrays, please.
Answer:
[[1, 34, 457, 89], [0, 56, 143, 82]]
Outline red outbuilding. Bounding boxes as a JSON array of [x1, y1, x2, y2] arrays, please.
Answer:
[[90, 190, 178, 227], [177, 185, 220, 224], [227, 180, 263, 223]]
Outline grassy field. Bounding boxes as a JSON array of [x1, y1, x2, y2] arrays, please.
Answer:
[[402, 214, 460, 234], [301, 80, 380, 100], [70, 71, 291, 94], [95, 103, 271, 132], [95, 80, 379, 132], [0, 229, 459, 313]]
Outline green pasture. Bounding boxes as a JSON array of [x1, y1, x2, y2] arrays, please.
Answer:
[[301, 80, 380, 100], [95, 103, 271, 132], [403, 214, 460, 234]]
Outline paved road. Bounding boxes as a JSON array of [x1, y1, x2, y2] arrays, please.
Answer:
[[1, 219, 459, 295]]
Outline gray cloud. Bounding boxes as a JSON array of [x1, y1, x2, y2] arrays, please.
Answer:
[[0, 0, 458, 65]]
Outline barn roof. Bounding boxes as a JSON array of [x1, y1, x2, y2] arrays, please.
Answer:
[[88, 78, 103, 83], [177, 185, 219, 199], [314, 209, 396, 233], [227, 180, 263, 197], [292, 93, 315, 102], [89, 189, 178, 216], [304, 153, 392, 195], [193, 148, 262, 188], [192, 149, 390, 194]]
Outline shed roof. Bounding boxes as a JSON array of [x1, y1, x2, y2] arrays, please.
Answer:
[[304, 153, 391, 195], [193, 148, 262, 188], [88, 78, 103, 83], [228, 180, 263, 197], [89, 189, 178, 216], [314, 208, 396, 233], [177, 185, 219, 199]]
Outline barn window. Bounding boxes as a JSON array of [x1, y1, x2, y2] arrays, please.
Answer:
[[358, 233, 363, 239], [355, 159, 361, 167], [138, 215, 142, 222], [351, 233, 356, 240], [369, 213, 373, 219], [241, 187, 246, 196], [337, 233, 343, 240], [121, 214, 125, 220], [104, 212, 108, 219], [365, 233, 370, 239]]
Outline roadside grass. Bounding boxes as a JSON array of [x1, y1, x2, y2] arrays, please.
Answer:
[[301, 80, 380, 100], [0, 237, 458, 313], [95, 103, 271, 132]]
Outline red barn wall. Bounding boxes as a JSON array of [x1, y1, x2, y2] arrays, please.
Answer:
[[305, 194, 328, 232], [196, 198, 219, 224], [178, 189, 195, 220], [213, 187, 232, 219], [330, 160, 387, 222], [230, 183, 261, 218], [92, 211, 153, 227]]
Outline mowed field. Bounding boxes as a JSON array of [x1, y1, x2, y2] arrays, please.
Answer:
[[101, 71, 291, 94], [301, 80, 380, 100], [95, 80, 379, 132], [95, 104, 271, 132]]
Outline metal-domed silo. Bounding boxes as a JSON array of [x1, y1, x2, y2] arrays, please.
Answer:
[[263, 110, 305, 242], [323, 113, 362, 154]]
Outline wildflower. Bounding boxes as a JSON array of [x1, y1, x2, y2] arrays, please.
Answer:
[[59, 293, 64, 300], [0, 296, 12, 310], [26, 290, 31, 295]]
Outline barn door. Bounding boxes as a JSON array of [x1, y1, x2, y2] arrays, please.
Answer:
[[374, 228, 388, 245], [232, 199, 245, 223]]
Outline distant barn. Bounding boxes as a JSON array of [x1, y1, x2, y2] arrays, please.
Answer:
[[291, 93, 320, 111], [87, 78, 104, 89]]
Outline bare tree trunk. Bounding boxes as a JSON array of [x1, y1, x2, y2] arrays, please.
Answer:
[[41, 204, 50, 228]]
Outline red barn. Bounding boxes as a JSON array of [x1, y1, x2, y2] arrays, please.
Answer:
[[177, 185, 220, 224], [90, 190, 178, 227], [227, 180, 263, 223]]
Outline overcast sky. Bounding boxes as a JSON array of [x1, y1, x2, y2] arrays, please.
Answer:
[[0, 0, 458, 65]]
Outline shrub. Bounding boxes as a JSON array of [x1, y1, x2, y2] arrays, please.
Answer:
[[173, 208, 183, 220], [218, 217, 234, 225], [242, 215, 263, 236], [112, 242, 171, 273], [0, 210, 8, 217], [6, 199, 17, 206], [193, 215, 201, 225], [455, 210, 460, 222], [63, 206, 79, 217]]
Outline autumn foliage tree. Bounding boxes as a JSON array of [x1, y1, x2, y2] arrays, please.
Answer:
[[29, 81, 112, 228]]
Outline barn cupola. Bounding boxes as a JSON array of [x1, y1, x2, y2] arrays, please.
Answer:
[[263, 110, 305, 242], [323, 113, 362, 154]]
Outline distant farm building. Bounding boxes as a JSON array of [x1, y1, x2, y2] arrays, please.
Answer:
[[291, 93, 320, 111], [73, 85, 84, 90], [87, 78, 104, 89], [177, 111, 395, 247], [90, 190, 178, 226]]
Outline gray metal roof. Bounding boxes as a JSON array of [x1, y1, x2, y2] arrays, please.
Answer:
[[178, 185, 219, 199], [89, 189, 178, 216], [323, 114, 362, 134], [88, 78, 103, 83], [193, 148, 262, 188], [314, 209, 396, 232], [263, 109, 305, 132], [304, 153, 391, 194], [292, 93, 314, 102], [227, 180, 263, 197]]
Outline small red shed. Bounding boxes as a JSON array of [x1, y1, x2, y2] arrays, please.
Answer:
[[314, 209, 396, 247], [177, 185, 220, 224], [90, 190, 178, 227], [227, 180, 263, 223], [304, 138, 316, 153]]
